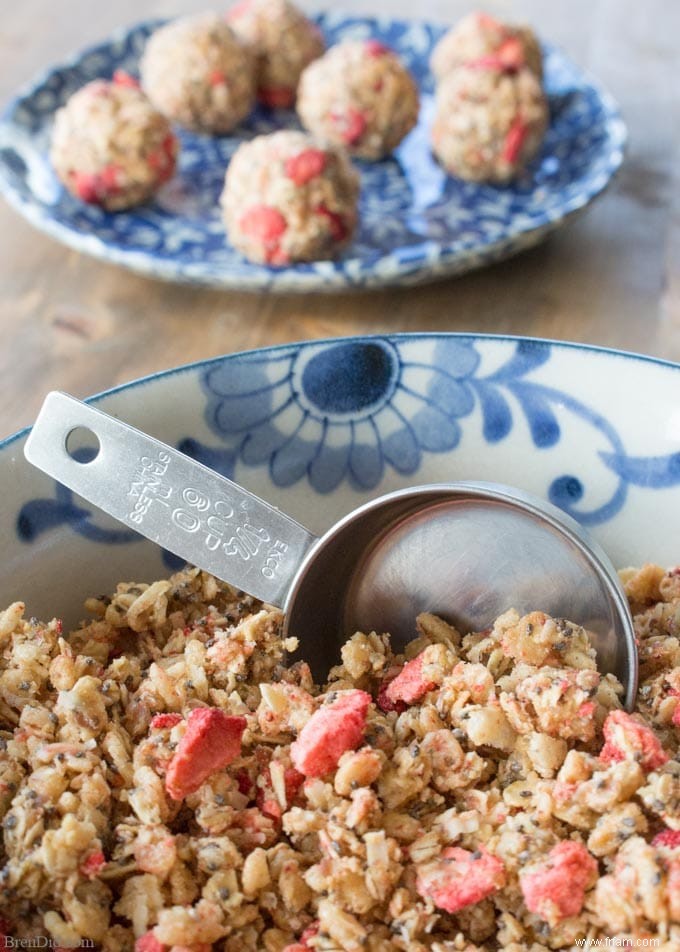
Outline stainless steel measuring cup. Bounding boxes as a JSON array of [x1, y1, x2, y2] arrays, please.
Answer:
[[24, 392, 638, 708]]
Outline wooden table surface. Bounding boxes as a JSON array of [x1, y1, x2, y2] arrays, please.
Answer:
[[1, 0, 679, 440]]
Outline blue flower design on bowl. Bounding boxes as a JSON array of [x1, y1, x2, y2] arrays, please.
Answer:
[[14, 336, 680, 565], [198, 337, 479, 492]]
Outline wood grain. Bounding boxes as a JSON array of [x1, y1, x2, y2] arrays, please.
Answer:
[[1, 0, 679, 438]]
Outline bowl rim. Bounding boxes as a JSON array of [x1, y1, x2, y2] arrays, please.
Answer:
[[2, 332, 679, 452]]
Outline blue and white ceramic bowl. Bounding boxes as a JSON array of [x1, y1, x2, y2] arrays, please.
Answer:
[[1, 334, 679, 627], [0, 13, 626, 291]]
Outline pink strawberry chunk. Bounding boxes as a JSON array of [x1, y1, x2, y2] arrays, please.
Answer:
[[331, 107, 367, 146], [282, 921, 319, 952], [285, 148, 327, 186], [113, 69, 140, 89], [79, 849, 106, 878], [365, 39, 390, 57], [256, 763, 305, 821], [315, 203, 348, 243], [653, 829, 680, 849], [150, 713, 183, 730], [497, 36, 525, 69], [226, 0, 252, 20], [239, 205, 287, 243], [290, 690, 371, 777], [520, 841, 597, 923], [165, 708, 247, 801], [384, 652, 436, 706], [599, 709, 668, 772], [416, 846, 506, 913], [501, 116, 527, 164], [135, 933, 165, 952]]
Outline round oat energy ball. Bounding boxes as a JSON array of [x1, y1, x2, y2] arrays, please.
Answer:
[[226, 0, 325, 109], [221, 130, 360, 265], [431, 11, 543, 81], [296, 39, 420, 161], [140, 13, 256, 134], [431, 64, 548, 184], [50, 72, 178, 211]]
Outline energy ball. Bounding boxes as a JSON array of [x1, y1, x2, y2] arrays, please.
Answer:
[[221, 130, 360, 265], [140, 13, 256, 134], [297, 39, 419, 161], [50, 72, 178, 211], [431, 11, 543, 81], [431, 63, 548, 183], [226, 0, 325, 108]]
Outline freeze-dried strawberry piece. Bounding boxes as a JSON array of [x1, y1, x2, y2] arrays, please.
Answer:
[[72, 171, 103, 204], [315, 203, 348, 243], [239, 204, 287, 242], [365, 39, 390, 57], [465, 55, 510, 72], [416, 846, 506, 913], [291, 690, 371, 777], [497, 36, 525, 69], [235, 767, 253, 796], [148, 133, 177, 183], [226, 0, 252, 20], [258, 85, 296, 108], [285, 148, 327, 185], [256, 762, 305, 821], [113, 69, 140, 88], [384, 653, 436, 706], [135, 933, 165, 952], [79, 849, 106, 878], [521, 841, 597, 923], [72, 164, 121, 204], [331, 106, 367, 146], [165, 708, 247, 801], [501, 116, 527, 164], [282, 921, 319, 952], [653, 829, 680, 849], [299, 922, 319, 946], [376, 666, 408, 714], [150, 713, 183, 730], [475, 11, 503, 30], [599, 710, 668, 772]]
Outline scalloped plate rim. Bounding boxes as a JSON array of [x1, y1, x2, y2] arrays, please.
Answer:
[[0, 13, 628, 291]]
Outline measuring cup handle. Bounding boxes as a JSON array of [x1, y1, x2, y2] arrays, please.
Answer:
[[24, 392, 317, 607]]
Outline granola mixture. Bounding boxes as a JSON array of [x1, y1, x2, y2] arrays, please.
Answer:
[[0, 563, 679, 950], [431, 61, 548, 184], [50, 73, 178, 211], [430, 12, 543, 83], [297, 39, 419, 161], [140, 13, 256, 134], [227, 0, 325, 109], [221, 130, 359, 265]]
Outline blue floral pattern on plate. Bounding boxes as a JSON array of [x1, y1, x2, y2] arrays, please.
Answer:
[[0, 14, 626, 291], [17, 337, 680, 560]]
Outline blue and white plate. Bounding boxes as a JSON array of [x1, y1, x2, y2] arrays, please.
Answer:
[[1, 334, 679, 626], [0, 14, 625, 291]]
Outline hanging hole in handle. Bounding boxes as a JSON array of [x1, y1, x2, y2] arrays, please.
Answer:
[[65, 426, 101, 463]]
